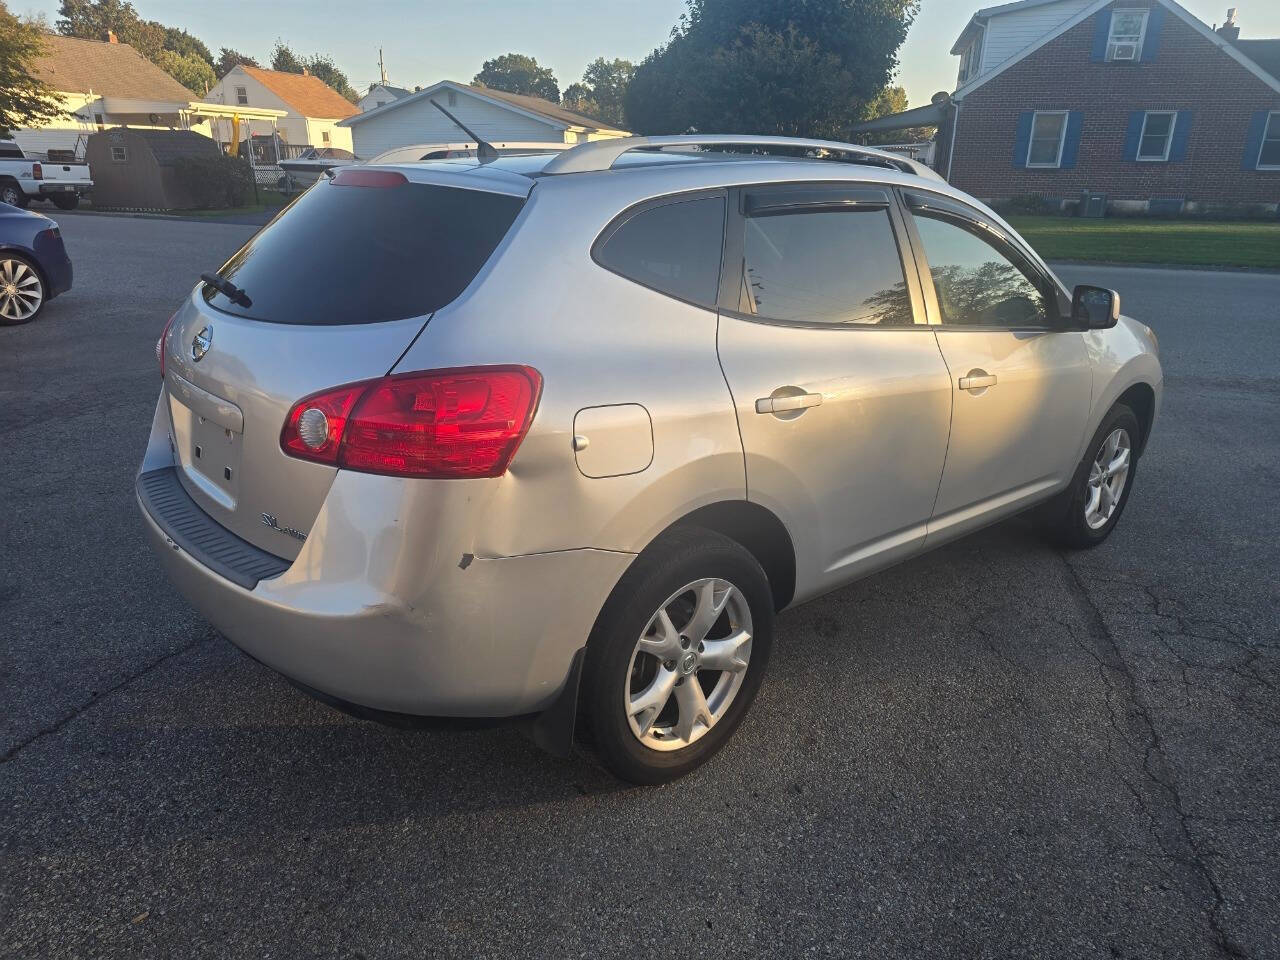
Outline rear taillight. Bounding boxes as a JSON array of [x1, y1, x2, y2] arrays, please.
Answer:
[[281, 366, 542, 479], [156, 312, 176, 378], [31, 163, 42, 180]]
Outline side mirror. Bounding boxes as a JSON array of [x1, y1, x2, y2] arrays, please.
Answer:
[[1072, 285, 1121, 329]]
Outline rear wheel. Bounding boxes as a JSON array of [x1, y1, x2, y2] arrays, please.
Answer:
[[0, 254, 45, 325], [1041, 403, 1141, 548], [0, 181, 28, 208], [51, 194, 79, 210], [581, 527, 774, 784]]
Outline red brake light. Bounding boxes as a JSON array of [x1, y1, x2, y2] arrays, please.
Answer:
[[156, 312, 176, 378], [280, 366, 541, 479], [330, 169, 407, 188], [31, 162, 42, 180]]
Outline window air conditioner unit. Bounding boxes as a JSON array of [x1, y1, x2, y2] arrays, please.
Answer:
[[1109, 43, 1139, 61]]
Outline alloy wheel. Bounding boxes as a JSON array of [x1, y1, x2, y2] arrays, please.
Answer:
[[625, 577, 753, 751], [0, 258, 43, 322], [1085, 427, 1131, 530], [1, 184, 19, 206]]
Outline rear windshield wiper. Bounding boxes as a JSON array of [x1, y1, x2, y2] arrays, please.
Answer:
[[200, 272, 252, 308]]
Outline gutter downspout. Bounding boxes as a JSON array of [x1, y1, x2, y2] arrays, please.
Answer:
[[946, 100, 960, 183]]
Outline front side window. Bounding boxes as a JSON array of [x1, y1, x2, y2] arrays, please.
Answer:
[[1107, 9, 1148, 60], [1261, 112, 1280, 169], [594, 196, 726, 308], [738, 208, 914, 326], [911, 214, 1050, 328], [1137, 111, 1175, 161], [1028, 111, 1068, 167], [235, 85, 248, 106]]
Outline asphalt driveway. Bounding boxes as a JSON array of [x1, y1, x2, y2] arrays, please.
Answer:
[[1, 212, 1277, 959]]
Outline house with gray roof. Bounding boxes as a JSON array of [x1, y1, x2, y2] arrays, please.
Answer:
[[338, 80, 628, 159]]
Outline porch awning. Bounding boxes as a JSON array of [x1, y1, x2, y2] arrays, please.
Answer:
[[851, 102, 946, 134], [183, 102, 288, 121], [100, 97, 188, 116]]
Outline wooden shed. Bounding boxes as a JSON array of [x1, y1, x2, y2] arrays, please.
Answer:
[[85, 128, 223, 210]]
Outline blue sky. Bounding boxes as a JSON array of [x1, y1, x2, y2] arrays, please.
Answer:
[[21, 0, 1280, 108]]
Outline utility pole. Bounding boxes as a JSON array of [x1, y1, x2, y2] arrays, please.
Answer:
[[378, 48, 388, 86]]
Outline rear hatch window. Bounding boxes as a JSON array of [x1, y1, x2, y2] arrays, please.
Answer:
[[204, 173, 526, 325]]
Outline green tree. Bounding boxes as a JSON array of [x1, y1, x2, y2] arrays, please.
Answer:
[[160, 24, 212, 66], [625, 0, 918, 138], [570, 57, 633, 127], [56, 2, 218, 91], [270, 40, 304, 73], [305, 54, 358, 103], [159, 48, 214, 94], [0, 3, 63, 137], [216, 47, 258, 77], [561, 81, 598, 118], [473, 53, 559, 102], [54, 0, 135, 39]]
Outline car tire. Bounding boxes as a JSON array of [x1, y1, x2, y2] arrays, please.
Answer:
[[1, 181, 28, 208], [0, 253, 46, 325], [580, 526, 774, 784], [1041, 403, 1142, 549], [51, 194, 79, 210]]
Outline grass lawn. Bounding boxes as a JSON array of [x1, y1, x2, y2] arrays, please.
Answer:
[[1005, 215, 1280, 270]]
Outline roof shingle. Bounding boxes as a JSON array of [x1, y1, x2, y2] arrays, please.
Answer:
[[240, 66, 359, 120], [32, 33, 197, 101]]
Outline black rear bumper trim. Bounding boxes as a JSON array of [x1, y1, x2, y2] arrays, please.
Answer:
[[137, 466, 291, 590]]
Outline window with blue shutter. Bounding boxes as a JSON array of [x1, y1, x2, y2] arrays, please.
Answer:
[[1129, 111, 1190, 163], [1025, 112, 1071, 168]]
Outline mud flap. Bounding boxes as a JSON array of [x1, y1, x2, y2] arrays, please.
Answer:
[[524, 647, 585, 758]]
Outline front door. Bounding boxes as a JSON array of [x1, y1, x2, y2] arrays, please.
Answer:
[[715, 184, 954, 604], [900, 192, 1092, 544]]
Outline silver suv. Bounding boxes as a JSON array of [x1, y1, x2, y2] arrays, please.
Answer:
[[138, 136, 1162, 783]]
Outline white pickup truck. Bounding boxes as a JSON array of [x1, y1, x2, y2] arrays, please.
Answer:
[[0, 141, 93, 210]]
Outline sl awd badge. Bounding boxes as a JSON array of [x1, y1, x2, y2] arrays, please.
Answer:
[[191, 324, 212, 361]]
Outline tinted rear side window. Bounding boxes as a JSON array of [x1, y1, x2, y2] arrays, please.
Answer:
[[737, 208, 913, 326], [594, 195, 726, 308], [205, 179, 525, 325]]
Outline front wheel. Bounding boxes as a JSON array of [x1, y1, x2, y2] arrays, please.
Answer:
[[0, 254, 46, 324], [581, 527, 774, 784], [1041, 403, 1141, 548], [51, 194, 79, 210]]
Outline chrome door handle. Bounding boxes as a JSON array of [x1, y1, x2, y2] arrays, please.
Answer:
[[958, 374, 997, 391], [755, 392, 823, 414]]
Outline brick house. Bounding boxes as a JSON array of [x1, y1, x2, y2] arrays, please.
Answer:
[[859, 1, 1280, 215]]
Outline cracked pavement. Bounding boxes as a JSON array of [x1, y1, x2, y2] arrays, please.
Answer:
[[1, 215, 1277, 959]]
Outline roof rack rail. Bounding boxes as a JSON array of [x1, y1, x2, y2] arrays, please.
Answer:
[[540, 135, 945, 182]]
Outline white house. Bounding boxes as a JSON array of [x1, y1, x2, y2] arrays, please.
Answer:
[[339, 80, 628, 158], [12, 34, 186, 156], [358, 83, 413, 113], [204, 65, 358, 153]]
